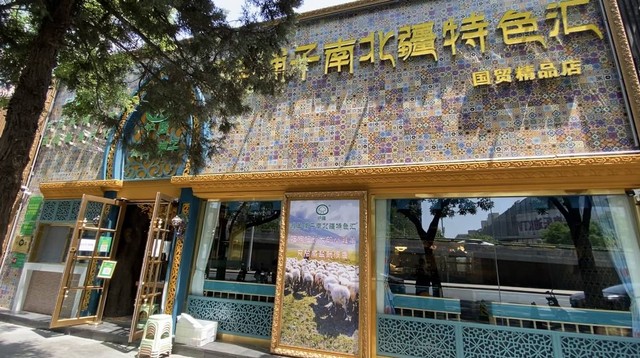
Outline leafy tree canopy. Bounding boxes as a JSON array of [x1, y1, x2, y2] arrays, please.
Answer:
[[1, 0, 302, 170], [541, 221, 607, 248], [0, 0, 301, 255], [391, 198, 494, 239]]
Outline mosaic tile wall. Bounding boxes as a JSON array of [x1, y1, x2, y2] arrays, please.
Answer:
[[29, 88, 108, 188], [0, 196, 43, 308], [0, 89, 108, 308], [205, 0, 638, 173]]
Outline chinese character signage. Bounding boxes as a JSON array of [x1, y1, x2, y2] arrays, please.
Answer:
[[273, 0, 603, 83], [206, 0, 635, 174], [272, 192, 368, 358]]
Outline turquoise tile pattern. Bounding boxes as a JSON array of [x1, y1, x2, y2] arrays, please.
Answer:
[[187, 295, 274, 338], [377, 314, 640, 358]]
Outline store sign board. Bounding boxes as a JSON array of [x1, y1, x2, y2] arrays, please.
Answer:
[[272, 0, 604, 84], [11, 235, 32, 254], [20, 195, 43, 236]]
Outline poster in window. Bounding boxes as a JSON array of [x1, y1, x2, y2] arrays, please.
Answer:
[[271, 191, 369, 358]]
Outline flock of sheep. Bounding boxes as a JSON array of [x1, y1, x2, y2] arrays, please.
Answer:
[[284, 257, 360, 321]]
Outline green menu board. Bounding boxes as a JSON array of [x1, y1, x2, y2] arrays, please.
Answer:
[[97, 261, 117, 279]]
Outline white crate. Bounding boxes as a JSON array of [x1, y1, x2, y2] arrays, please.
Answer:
[[175, 314, 218, 347]]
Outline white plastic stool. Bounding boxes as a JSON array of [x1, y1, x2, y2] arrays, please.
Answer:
[[138, 314, 173, 358]]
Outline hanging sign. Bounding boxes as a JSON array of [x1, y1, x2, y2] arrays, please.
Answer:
[[97, 260, 118, 279], [79, 239, 95, 252], [98, 235, 112, 253]]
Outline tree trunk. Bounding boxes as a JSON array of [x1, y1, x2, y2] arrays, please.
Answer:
[[550, 196, 604, 308], [398, 200, 448, 297], [0, 0, 75, 256]]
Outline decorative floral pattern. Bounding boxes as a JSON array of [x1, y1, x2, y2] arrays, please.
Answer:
[[187, 296, 274, 338]]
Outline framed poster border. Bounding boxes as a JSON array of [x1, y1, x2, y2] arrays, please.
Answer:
[[271, 191, 369, 358]]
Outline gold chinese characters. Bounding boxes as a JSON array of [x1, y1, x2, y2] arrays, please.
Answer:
[[471, 59, 582, 86], [272, 0, 603, 81]]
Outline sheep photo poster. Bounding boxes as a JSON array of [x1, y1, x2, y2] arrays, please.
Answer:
[[272, 192, 366, 358]]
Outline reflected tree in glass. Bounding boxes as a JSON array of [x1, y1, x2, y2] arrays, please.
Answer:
[[212, 202, 280, 281], [537, 195, 607, 308], [394, 198, 494, 297]]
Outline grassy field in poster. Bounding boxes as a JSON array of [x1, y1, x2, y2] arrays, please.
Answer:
[[279, 199, 360, 355]]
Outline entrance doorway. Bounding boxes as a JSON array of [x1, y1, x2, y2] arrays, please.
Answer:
[[102, 204, 150, 324], [49, 192, 177, 341]]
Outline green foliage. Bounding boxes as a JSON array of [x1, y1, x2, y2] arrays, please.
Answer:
[[541, 221, 607, 247], [1, 0, 302, 171], [390, 198, 494, 239], [0, 3, 39, 87], [426, 198, 495, 218]]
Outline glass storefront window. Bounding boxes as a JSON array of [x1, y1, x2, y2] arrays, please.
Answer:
[[30, 224, 73, 263], [375, 195, 640, 336], [192, 200, 281, 288]]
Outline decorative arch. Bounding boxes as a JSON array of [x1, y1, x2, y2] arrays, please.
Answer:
[[102, 89, 202, 180]]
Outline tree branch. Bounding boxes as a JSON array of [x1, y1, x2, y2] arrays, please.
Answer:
[[0, 0, 33, 12], [94, 0, 192, 79], [549, 197, 570, 219]]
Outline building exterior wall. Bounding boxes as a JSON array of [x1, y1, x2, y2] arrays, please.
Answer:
[[0, 0, 639, 357], [28, 88, 108, 185], [204, 0, 637, 174]]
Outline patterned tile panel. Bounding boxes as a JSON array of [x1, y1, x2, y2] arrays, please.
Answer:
[[205, 0, 637, 174], [377, 315, 457, 357], [377, 314, 640, 358], [560, 335, 640, 358], [29, 89, 107, 184], [187, 295, 273, 338]]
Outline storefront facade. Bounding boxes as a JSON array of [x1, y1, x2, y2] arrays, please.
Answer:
[[1, 0, 640, 357]]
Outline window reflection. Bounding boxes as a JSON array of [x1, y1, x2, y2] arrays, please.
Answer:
[[204, 201, 281, 284], [376, 195, 639, 337]]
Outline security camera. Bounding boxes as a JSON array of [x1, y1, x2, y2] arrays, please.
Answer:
[[20, 185, 29, 192]]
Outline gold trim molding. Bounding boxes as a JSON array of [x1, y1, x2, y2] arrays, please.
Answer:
[[40, 180, 123, 199], [40, 154, 640, 200], [171, 154, 640, 198], [602, 0, 640, 137], [39, 179, 180, 200], [298, 0, 394, 22]]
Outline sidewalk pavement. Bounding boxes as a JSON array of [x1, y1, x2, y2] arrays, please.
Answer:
[[0, 309, 279, 358]]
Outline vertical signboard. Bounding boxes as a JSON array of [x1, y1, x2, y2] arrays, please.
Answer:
[[272, 191, 369, 358]]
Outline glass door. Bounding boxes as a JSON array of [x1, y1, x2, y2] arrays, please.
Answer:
[[50, 195, 125, 328], [129, 192, 177, 342]]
